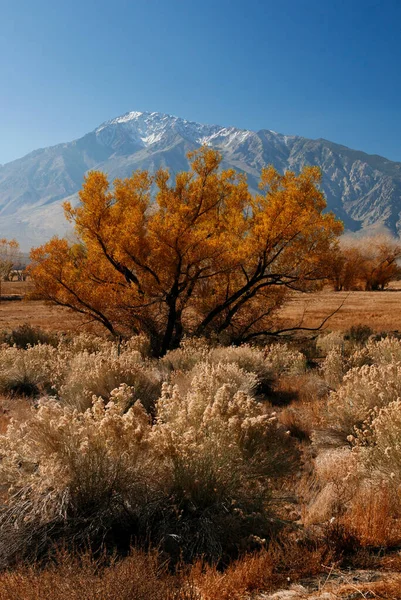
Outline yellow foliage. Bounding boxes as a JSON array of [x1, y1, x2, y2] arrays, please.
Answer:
[[30, 148, 342, 355]]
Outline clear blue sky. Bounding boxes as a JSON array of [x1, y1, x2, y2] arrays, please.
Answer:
[[1, 0, 400, 164]]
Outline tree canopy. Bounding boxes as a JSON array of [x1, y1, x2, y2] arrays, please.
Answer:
[[30, 148, 343, 355]]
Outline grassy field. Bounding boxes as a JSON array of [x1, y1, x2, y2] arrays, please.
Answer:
[[0, 281, 92, 333], [2, 280, 401, 335], [277, 283, 401, 332]]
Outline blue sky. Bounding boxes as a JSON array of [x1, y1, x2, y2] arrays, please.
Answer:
[[1, 0, 400, 164]]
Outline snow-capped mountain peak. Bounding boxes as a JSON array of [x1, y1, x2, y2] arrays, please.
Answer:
[[1, 109, 401, 250]]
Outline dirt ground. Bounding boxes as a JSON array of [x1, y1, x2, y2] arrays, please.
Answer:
[[2, 280, 401, 335]]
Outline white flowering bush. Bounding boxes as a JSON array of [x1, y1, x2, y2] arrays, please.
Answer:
[[0, 356, 298, 563], [162, 338, 211, 372], [0, 389, 162, 565], [169, 360, 259, 402], [0, 343, 57, 397], [351, 399, 401, 486], [165, 342, 305, 404], [153, 371, 298, 559], [321, 348, 347, 390], [321, 336, 401, 391], [0, 334, 164, 412], [356, 335, 401, 366], [57, 348, 163, 412], [324, 362, 401, 445]]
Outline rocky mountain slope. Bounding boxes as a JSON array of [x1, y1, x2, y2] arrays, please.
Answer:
[[1, 110, 401, 249]]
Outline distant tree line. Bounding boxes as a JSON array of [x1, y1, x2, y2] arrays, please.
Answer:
[[0, 240, 29, 282], [329, 234, 401, 291]]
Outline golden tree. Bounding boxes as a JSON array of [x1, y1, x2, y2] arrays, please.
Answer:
[[30, 148, 343, 355]]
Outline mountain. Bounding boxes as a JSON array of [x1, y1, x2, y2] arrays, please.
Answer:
[[1, 110, 401, 250]]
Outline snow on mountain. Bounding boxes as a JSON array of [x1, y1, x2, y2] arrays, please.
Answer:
[[1, 110, 401, 250]]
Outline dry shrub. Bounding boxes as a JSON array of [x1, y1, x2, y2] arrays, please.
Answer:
[[0, 392, 160, 565], [0, 363, 298, 565], [155, 371, 299, 560], [0, 548, 198, 600], [164, 341, 306, 399], [321, 348, 347, 389], [192, 535, 329, 600], [58, 350, 163, 412], [163, 338, 210, 372], [277, 374, 329, 442], [301, 448, 355, 526], [279, 407, 312, 441], [342, 482, 401, 547], [192, 551, 274, 600], [0, 334, 162, 408], [338, 574, 401, 599], [316, 331, 345, 356], [351, 398, 401, 494], [0, 344, 57, 398], [324, 362, 401, 445], [273, 372, 328, 409], [169, 360, 259, 400], [321, 335, 401, 390], [0, 324, 60, 349]]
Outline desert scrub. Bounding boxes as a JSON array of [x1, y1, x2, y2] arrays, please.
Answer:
[[57, 348, 163, 412], [0, 333, 163, 409], [0, 389, 161, 565], [153, 365, 299, 560], [165, 341, 306, 400], [0, 324, 60, 349], [0, 343, 57, 397], [351, 398, 401, 488], [0, 363, 298, 564], [169, 361, 259, 400], [323, 362, 401, 446], [321, 335, 401, 390], [316, 331, 345, 357]]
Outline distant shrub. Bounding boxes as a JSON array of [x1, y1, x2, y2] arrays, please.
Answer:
[[321, 348, 346, 390], [154, 375, 299, 560], [165, 342, 305, 400], [162, 338, 211, 372], [0, 324, 60, 349], [316, 331, 345, 357], [344, 324, 373, 346]]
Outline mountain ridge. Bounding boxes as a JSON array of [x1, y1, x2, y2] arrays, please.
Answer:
[[1, 110, 401, 250]]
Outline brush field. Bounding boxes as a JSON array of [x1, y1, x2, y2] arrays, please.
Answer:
[[0, 283, 400, 598]]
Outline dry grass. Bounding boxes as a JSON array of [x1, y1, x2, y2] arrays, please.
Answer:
[[0, 539, 333, 600], [278, 284, 401, 332], [0, 300, 96, 334], [4, 282, 401, 336], [342, 484, 401, 548], [0, 549, 199, 600], [0, 281, 34, 297], [328, 573, 401, 598]]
